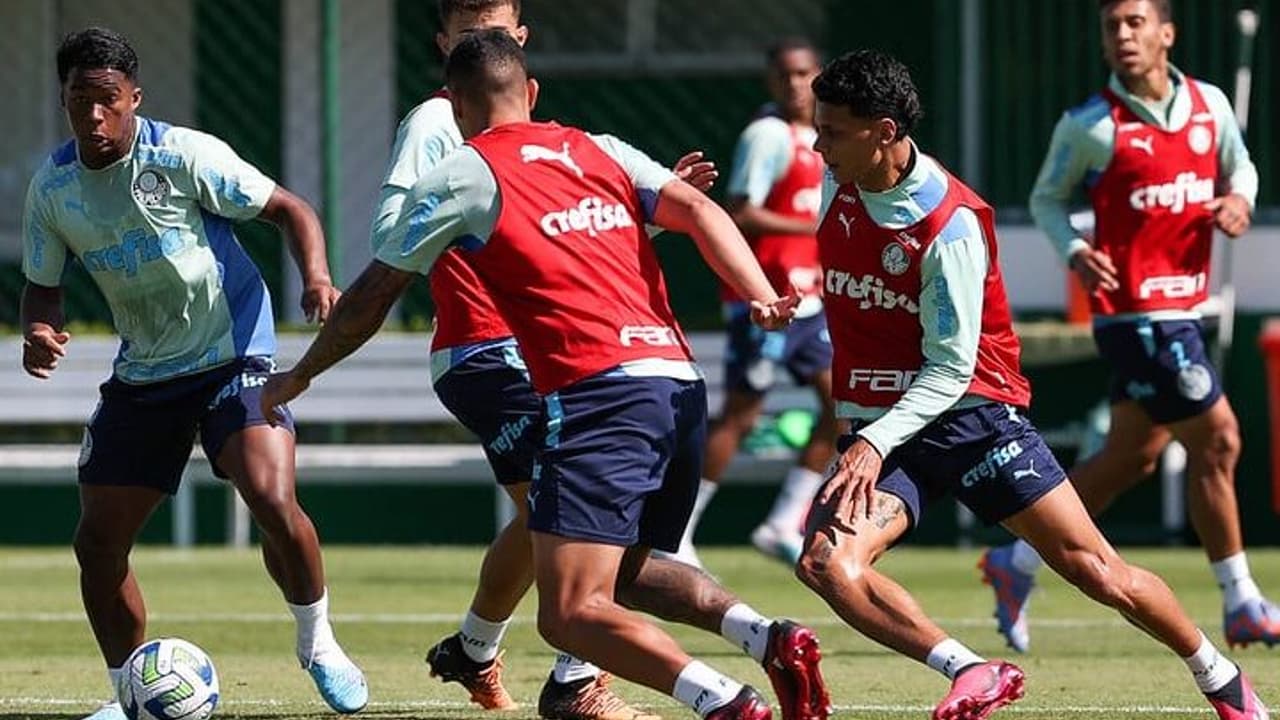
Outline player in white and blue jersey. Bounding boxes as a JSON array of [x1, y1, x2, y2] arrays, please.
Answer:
[[20, 28, 366, 718]]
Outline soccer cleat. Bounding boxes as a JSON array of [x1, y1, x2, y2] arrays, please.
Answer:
[[425, 633, 518, 710], [704, 686, 773, 720], [304, 654, 369, 714], [1207, 670, 1270, 720], [1225, 597, 1280, 648], [932, 661, 1025, 720], [81, 701, 127, 720], [978, 546, 1034, 653], [762, 621, 831, 720], [750, 523, 803, 567], [537, 672, 661, 720]]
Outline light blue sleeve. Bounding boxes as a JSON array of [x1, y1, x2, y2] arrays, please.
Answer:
[[1028, 113, 1097, 264], [726, 118, 792, 206], [374, 100, 465, 253], [175, 129, 277, 220], [588, 133, 677, 223], [375, 148, 499, 275], [857, 208, 989, 457], [1197, 81, 1260, 210], [21, 171, 67, 287]]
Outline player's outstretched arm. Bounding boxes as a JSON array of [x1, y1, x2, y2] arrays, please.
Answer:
[[260, 261, 414, 423], [258, 187, 341, 323], [652, 179, 796, 328], [20, 282, 70, 380]]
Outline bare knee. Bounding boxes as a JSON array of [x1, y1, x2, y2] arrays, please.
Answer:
[[537, 593, 608, 650], [240, 477, 306, 537], [73, 522, 130, 571], [1201, 420, 1241, 470], [795, 536, 868, 599], [1053, 550, 1136, 612]]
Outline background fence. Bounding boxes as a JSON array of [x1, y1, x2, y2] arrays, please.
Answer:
[[1, 0, 1278, 546]]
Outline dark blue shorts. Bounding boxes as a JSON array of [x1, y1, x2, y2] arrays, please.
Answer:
[[1094, 319, 1222, 424], [527, 374, 707, 551], [79, 356, 295, 494], [724, 307, 832, 394], [434, 345, 540, 485], [841, 403, 1066, 528]]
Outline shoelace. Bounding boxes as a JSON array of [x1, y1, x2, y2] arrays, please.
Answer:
[[469, 653, 512, 703], [575, 674, 640, 718]]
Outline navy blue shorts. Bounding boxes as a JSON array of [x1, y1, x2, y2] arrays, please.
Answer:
[[724, 308, 832, 394], [840, 403, 1066, 528], [79, 357, 295, 494], [1094, 319, 1222, 424], [527, 374, 707, 551], [434, 345, 540, 485]]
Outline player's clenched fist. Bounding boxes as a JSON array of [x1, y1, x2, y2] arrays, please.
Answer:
[[22, 327, 71, 379]]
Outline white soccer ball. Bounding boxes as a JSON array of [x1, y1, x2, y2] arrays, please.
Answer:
[[118, 638, 220, 720]]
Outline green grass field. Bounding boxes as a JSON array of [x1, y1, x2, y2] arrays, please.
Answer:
[[3, 546, 1278, 719]]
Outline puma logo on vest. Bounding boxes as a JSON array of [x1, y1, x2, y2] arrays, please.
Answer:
[[1129, 135, 1155, 156], [520, 142, 584, 178]]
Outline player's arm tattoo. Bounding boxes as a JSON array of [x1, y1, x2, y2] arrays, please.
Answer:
[[294, 261, 413, 380]]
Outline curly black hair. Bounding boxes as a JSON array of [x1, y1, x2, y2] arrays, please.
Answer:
[[57, 27, 138, 84], [812, 49, 922, 141]]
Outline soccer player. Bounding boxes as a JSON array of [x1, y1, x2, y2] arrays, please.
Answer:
[[797, 49, 1269, 720], [662, 38, 837, 569], [264, 30, 830, 720], [374, 2, 757, 718], [980, 0, 1274, 656], [21, 28, 367, 718]]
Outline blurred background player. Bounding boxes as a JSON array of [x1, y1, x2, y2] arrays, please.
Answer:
[[373, 3, 780, 719], [980, 0, 1273, 655], [663, 38, 837, 569], [280, 29, 828, 720], [798, 48, 1268, 720], [21, 27, 366, 719]]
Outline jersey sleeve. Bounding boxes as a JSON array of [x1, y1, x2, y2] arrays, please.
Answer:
[[587, 133, 677, 223], [726, 118, 792, 206], [177, 129, 277, 220], [375, 147, 499, 275], [21, 173, 67, 287], [382, 99, 463, 191], [1197, 81, 1260, 210], [1028, 113, 1095, 263], [856, 208, 989, 456]]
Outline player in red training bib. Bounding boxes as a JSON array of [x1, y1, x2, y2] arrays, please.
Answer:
[[980, 0, 1276, 668], [264, 30, 831, 720], [795, 48, 1268, 720], [660, 38, 838, 571]]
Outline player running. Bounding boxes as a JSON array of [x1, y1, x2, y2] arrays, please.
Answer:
[[980, 0, 1274, 657], [266, 30, 829, 720], [661, 38, 837, 569], [21, 27, 366, 718], [797, 48, 1268, 720]]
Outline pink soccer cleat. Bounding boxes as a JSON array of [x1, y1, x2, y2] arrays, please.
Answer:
[[762, 621, 831, 720], [1207, 671, 1270, 720], [932, 661, 1025, 720]]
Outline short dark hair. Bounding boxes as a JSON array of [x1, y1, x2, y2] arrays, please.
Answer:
[[445, 28, 528, 100], [766, 36, 819, 67], [812, 49, 923, 141], [1098, 0, 1172, 22], [439, 0, 521, 24], [56, 27, 138, 84]]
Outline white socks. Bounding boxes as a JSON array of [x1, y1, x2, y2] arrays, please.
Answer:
[[1211, 553, 1263, 612], [288, 588, 349, 667], [459, 610, 511, 664], [925, 638, 985, 680], [107, 666, 124, 697], [764, 467, 823, 532], [551, 652, 602, 684], [679, 480, 719, 549], [673, 660, 743, 716], [1183, 632, 1238, 694], [1010, 539, 1044, 575], [720, 603, 772, 663]]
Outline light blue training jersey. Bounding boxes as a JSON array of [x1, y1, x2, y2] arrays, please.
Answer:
[[23, 117, 278, 383]]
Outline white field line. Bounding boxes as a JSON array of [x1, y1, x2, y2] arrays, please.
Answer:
[[0, 611, 1207, 629], [0, 697, 1215, 714]]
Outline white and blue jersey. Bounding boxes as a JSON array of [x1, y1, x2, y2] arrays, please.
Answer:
[[22, 117, 277, 383]]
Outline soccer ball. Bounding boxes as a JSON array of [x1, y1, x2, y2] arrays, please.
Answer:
[[117, 638, 219, 720]]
